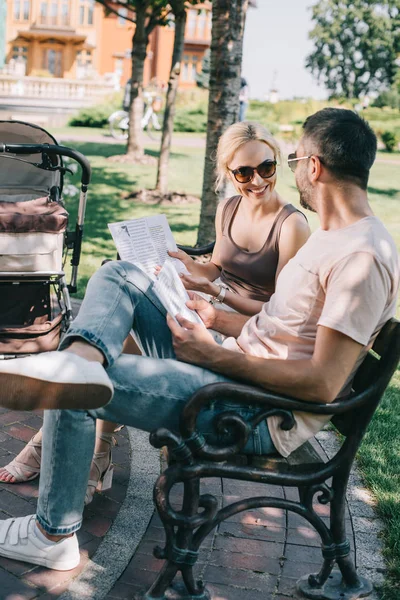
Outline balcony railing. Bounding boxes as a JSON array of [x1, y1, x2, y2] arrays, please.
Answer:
[[0, 74, 118, 103]]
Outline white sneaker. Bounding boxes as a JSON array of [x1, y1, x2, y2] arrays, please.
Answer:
[[0, 351, 113, 411], [0, 515, 80, 570]]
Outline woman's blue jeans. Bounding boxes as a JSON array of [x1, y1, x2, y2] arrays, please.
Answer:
[[37, 261, 276, 535]]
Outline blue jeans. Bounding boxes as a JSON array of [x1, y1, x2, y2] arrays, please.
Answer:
[[37, 261, 276, 535]]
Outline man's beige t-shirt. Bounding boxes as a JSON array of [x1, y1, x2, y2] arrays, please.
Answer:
[[222, 216, 399, 457]]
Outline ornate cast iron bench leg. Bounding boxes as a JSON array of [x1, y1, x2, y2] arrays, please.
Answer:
[[140, 432, 211, 600], [297, 470, 372, 599]]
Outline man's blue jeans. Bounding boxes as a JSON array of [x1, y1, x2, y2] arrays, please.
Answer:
[[37, 261, 276, 535]]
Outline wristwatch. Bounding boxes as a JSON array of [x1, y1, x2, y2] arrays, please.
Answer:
[[213, 285, 227, 304]]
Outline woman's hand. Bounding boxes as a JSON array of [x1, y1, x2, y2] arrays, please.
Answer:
[[168, 250, 203, 277], [179, 273, 219, 296]]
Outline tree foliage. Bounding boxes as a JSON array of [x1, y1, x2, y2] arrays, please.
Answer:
[[306, 0, 400, 99]]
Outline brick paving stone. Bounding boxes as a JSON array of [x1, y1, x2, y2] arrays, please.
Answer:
[[219, 520, 285, 543], [0, 436, 27, 456], [214, 534, 284, 558], [208, 548, 281, 575], [203, 564, 277, 592], [224, 503, 286, 527], [0, 567, 39, 599], [4, 423, 38, 443], [206, 582, 275, 599], [0, 411, 32, 425], [123, 551, 164, 573], [279, 572, 308, 592], [0, 489, 37, 516], [104, 581, 143, 599]]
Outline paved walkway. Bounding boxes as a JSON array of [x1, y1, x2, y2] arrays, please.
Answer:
[[0, 300, 386, 598], [0, 414, 386, 600]]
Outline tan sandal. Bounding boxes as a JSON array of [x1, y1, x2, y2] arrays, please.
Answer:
[[0, 433, 42, 483], [85, 433, 115, 506]]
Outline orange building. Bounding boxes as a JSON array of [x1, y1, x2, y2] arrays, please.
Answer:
[[4, 0, 211, 87]]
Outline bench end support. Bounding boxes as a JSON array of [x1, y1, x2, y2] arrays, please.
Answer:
[[297, 570, 373, 599]]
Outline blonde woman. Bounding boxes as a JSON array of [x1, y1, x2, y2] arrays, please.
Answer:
[[170, 121, 310, 315]]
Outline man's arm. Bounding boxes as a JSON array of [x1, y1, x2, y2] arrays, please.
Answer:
[[168, 316, 363, 404]]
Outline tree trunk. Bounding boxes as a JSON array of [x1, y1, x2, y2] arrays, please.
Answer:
[[127, 5, 149, 159], [155, 6, 187, 194], [197, 0, 248, 246]]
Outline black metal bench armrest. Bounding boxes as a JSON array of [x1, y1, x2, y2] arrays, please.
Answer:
[[180, 381, 373, 427], [177, 242, 215, 256]]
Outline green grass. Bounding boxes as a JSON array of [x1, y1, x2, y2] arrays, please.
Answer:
[[63, 141, 203, 293], [357, 368, 400, 600]]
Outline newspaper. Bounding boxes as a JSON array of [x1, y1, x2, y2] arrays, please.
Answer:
[[108, 214, 186, 279], [108, 215, 204, 326]]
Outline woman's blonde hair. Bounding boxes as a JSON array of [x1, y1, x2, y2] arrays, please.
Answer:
[[215, 121, 281, 191]]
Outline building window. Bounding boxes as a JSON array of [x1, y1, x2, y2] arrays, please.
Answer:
[[39, 0, 70, 26], [187, 9, 197, 37], [42, 47, 63, 77], [118, 7, 127, 25], [182, 53, 199, 83], [13, 0, 30, 21], [76, 49, 93, 78], [79, 0, 94, 25], [198, 9, 207, 37], [12, 45, 28, 62]]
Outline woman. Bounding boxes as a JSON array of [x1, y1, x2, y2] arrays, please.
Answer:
[[0, 122, 310, 499], [171, 121, 310, 316]]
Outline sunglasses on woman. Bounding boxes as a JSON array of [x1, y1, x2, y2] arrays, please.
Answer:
[[230, 159, 277, 183]]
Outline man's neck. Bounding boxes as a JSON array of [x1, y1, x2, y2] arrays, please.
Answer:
[[315, 185, 374, 231]]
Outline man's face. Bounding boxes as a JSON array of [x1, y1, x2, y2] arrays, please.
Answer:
[[294, 141, 316, 213]]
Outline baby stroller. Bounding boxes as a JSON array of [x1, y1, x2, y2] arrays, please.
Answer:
[[0, 120, 91, 358]]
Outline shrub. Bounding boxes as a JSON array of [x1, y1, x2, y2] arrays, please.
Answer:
[[68, 94, 122, 128], [173, 107, 207, 132], [381, 130, 399, 153]]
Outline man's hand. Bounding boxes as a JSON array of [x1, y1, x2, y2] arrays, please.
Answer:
[[166, 313, 218, 366], [186, 291, 217, 329]]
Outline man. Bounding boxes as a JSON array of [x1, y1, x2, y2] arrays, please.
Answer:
[[0, 108, 398, 569]]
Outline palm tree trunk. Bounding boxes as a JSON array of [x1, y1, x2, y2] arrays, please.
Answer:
[[197, 0, 248, 246], [127, 5, 149, 159], [155, 4, 187, 194]]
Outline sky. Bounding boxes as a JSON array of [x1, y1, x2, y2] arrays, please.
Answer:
[[242, 0, 328, 100]]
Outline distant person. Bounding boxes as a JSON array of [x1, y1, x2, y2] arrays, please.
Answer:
[[239, 77, 249, 121], [122, 78, 131, 111]]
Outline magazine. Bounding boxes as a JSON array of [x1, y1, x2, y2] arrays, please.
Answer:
[[108, 215, 204, 326]]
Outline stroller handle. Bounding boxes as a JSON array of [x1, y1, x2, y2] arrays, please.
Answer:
[[0, 143, 91, 186]]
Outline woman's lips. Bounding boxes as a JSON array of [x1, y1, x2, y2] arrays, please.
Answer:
[[249, 184, 268, 195]]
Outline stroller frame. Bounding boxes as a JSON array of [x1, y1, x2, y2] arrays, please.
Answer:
[[0, 120, 91, 357]]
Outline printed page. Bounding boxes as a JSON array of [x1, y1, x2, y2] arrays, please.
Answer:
[[153, 259, 205, 327], [108, 215, 188, 278]]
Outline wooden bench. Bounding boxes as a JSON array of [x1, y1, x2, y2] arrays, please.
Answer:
[[142, 315, 400, 600]]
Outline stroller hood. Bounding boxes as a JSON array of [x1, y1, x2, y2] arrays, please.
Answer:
[[0, 120, 62, 202]]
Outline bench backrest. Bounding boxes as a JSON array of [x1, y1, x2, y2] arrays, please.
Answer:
[[332, 319, 400, 435]]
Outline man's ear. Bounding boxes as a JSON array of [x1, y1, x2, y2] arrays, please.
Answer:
[[309, 155, 322, 183]]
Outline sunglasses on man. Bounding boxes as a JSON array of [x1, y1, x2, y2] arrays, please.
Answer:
[[287, 153, 313, 173], [229, 159, 277, 183]]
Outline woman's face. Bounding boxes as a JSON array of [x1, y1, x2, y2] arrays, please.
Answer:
[[228, 140, 277, 202]]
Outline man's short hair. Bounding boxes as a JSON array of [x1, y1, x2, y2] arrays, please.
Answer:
[[302, 108, 377, 190]]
